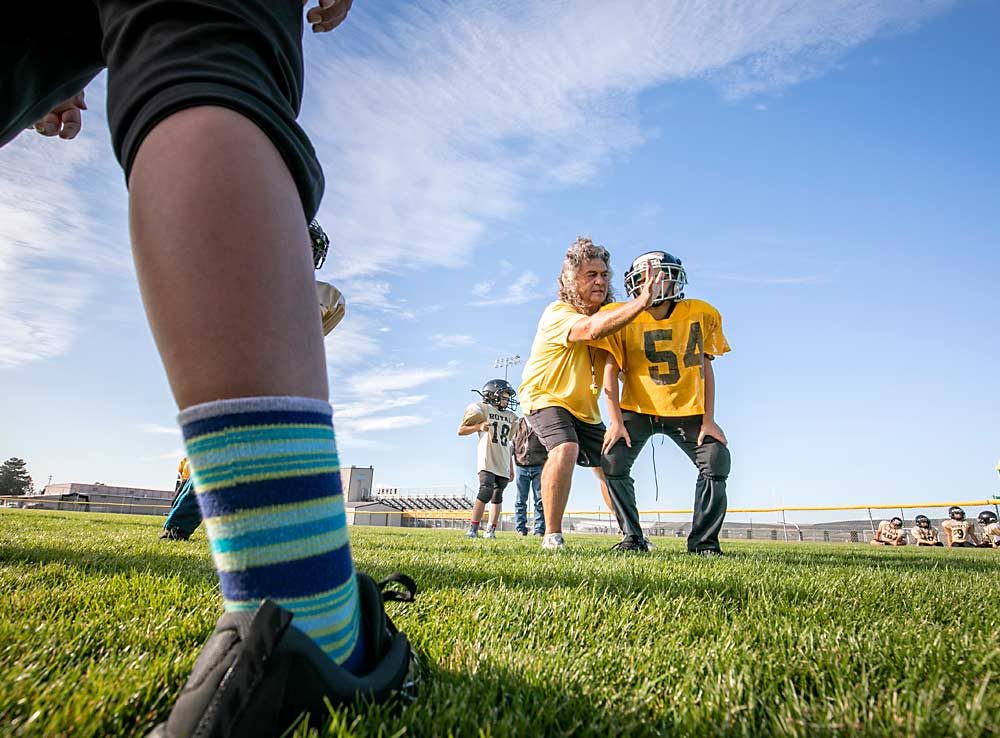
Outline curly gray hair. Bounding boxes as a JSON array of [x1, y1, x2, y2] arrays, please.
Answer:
[[558, 236, 615, 314]]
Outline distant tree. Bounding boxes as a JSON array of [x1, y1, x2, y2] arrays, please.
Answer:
[[0, 458, 33, 497]]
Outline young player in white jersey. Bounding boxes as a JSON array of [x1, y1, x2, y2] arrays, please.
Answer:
[[942, 506, 980, 548], [910, 515, 943, 546], [976, 510, 999, 548], [458, 380, 518, 539], [870, 517, 907, 546]]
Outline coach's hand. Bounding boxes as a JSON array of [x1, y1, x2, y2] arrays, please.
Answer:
[[31, 91, 86, 140], [698, 419, 728, 447], [305, 0, 352, 33], [602, 421, 630, 455], [637, 262, 666, 308]]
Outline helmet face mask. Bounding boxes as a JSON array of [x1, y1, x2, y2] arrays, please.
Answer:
[[890, 517, 903, 528], [915, 515, 930, 528], [948, 506, 966, 521], [978, 510, 998, 526], [624, 251, 687, 307], [477, 379, 519, 411]]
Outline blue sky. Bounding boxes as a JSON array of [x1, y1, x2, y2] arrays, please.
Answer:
[[2, 0, 998, 521]]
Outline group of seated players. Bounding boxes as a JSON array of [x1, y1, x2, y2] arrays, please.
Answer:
[[871, 506, 999, 548]]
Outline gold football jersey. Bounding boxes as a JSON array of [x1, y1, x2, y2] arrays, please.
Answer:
[[942, 519, 974, 543], [596, 299, 730, 417], [911, 525, 939, 543], [463, 402, 516, 477], [316, 281, 346, 336], [177, 457, 191, 481]]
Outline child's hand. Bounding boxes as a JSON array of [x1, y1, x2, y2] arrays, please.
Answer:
[[32, 92, 87, 140], [305, 0, 353, 33]]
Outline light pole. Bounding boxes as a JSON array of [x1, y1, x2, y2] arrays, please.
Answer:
[[494, 354, 522, 381]]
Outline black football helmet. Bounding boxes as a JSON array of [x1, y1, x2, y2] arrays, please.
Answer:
[[309, 219, 330, 270], [476, 379, 518, 411], [948, 506, 966, 521], [915, 515, 931, 528], [623, 251, 687, 306], [978, 510, 998, 526], [889, 517, 903, 528]]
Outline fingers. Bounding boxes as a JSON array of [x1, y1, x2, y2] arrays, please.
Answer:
[[33, 113, 62, 136], [623, 430, 631, 448], [59, 107, 83, 139], [307, 0, 353, 33]]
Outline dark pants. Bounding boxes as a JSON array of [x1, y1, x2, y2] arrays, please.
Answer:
[[163, 478, 202, 536], [601, 412, 731, 553]]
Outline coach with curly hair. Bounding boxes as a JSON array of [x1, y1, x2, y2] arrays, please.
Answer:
[[519, 237, 662, 550]]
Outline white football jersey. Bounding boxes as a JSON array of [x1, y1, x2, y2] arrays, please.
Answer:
[[463, 401, 516, 478]]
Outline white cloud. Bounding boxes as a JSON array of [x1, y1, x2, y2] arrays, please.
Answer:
[[305, 0, 954, 277], [471, 270, 540, 307], [348, 366, 459, 395], [324, 312, 384, 368], [430, 334, 474, 348], [340, 415, 430, 433], [337, 394, 427, 419]]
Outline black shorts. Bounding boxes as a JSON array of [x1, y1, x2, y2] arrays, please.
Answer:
[[526, 406, 605, 468], [2, 0, 324, 219], [477, 471, 509, 505]]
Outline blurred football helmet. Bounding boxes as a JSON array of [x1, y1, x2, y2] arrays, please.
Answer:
[[889, 517, 903, 528], [624, 251, 687, 306], [948, 506, 966, 521], [978, 510, 998, 526], [309, 219, 330, 270], [477, 379, 518, 411], [915, 515, 931, 528]]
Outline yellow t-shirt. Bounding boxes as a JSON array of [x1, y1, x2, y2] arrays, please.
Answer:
[[177, 457, 191, 481], [595, 299, 729, 417], [519, 301, 603, 425]]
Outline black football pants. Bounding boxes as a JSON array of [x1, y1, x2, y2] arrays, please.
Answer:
[[601, 412, 731, 553]]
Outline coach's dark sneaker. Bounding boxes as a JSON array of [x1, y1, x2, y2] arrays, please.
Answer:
[[609, 535, 650, 553], [147, 572, 418, 738], [693, 549, 724, 559], [159, 527, 191, 541]]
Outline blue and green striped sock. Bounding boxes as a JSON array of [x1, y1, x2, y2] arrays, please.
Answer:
[[179, 396, 367, 673]]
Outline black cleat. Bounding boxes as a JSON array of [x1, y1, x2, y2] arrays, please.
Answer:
[[609, 535, 650, 553], [147, 572, 419, 738], [159, 527, 191, 541]]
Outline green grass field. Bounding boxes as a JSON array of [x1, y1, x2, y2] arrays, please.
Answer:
[[1, 509, 998, 738]]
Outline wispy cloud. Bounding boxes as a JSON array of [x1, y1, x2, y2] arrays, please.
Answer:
[[470, 271, 540, 307], [339, 415, 430, 433], [430, 333, 474, 348], [306, 0, 954, 277], [348, 366, 459, 395], [337, 394, 427, 419]]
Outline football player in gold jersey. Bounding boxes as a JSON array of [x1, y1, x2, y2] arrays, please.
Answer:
[[519, 237, 663, 550], [870, 517, 907, 546], [598, 251, 731, 555], [942, 506, 980, 548]]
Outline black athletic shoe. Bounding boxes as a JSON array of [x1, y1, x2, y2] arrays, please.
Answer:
[[609, 535, 650, 553], [147, 572, 419, 738], [692, 549, 724, 559], [159, 527, 191, 541]]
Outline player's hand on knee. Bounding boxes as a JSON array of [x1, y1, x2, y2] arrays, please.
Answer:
[[305, 0, 353, 33], [31, 91, 87, 140], [602, 422, 630, 455], [698, 419, 727, 447]]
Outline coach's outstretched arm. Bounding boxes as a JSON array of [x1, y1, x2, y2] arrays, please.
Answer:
[[567, 265, 663, 343]]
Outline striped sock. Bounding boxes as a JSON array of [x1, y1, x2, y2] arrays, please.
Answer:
[[179, 396, 366, 673]]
